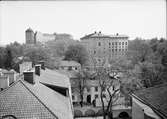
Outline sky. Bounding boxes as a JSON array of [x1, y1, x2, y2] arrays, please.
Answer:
[[0, 0, 166, 45]]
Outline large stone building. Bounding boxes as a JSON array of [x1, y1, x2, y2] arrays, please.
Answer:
[[25, 28, 73, 44], [80, 31, 129, 66]]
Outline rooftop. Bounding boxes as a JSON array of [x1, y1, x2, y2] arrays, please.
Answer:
[[0, 80, 58, 119], [59, 60, 81, 67], [38, 68, 71, 88], [0, 68, 74, 119], [80, 32, 129, 40], [133, 83, 167, 118]]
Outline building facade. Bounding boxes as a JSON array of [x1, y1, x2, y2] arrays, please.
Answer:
[[25, 28, 36, 44], [25, 28, 73, 44], [80, 31, 129, 65]]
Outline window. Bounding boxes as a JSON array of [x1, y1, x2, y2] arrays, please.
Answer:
[[119, 49, 121, 51], [119, 42, 121, 45], [94, 50, 96, 54], [87, 87, 90, 92], [98, 42, 101, 46], [109, 42, 111, 45], [95, 86, 98, 92], [122, 42, 124, 45], [95, 94, 98, 98], [72, 95, 75, 100], [125, 42, 128, 45], [112, 42, 114, 45], [102, 94, 106, 98], [68, 66, 72, 70], [115, 42, 117, 45]]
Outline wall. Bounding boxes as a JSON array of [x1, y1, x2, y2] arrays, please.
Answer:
[[132, 98, 144, 119]]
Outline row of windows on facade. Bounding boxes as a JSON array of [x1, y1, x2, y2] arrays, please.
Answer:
[[98, 42, 128, 46], [93, 49, 128, 54]]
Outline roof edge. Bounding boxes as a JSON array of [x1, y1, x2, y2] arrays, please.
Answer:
[[131, 93, 167, 119]]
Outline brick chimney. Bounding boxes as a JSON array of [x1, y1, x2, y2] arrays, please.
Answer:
[[38, 61, 45, 70], [23, 71, 35, 84], [3, 70, 16, 85], [0, 76, 9, 90], [35, 64, 41, 76]]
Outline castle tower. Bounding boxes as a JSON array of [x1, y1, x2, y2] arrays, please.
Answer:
[[25, 28, 35, 44]]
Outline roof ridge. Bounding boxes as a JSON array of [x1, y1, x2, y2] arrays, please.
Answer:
[[19, 80, 58, 119], [0, 78, 22, 94], [135, 83, 167, 92]]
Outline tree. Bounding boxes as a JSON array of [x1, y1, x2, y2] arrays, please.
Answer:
[[64, 44, 88, 66], [0, 47, 7, 68], [4, 48, 13, 70], [127, 38, 153, 65], [75, 69, 90, 107], [93, 66, 120, 119], [6, 41, 23, 58], [23, 44, 52, 68]]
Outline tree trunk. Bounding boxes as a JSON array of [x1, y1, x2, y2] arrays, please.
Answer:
[[100, 91, 106, 119]]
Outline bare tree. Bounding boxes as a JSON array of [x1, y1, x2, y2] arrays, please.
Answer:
[[88, 55, 121, 119]]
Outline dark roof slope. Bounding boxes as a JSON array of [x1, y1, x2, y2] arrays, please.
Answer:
[[133, 83, 167, 118], [80, 32, 128, 40], [0, 80, 58, 119]]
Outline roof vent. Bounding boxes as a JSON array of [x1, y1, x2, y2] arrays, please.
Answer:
[[99, 31, 101, 34], [94, 31, 97, 34], [38, 61, 45, 70]]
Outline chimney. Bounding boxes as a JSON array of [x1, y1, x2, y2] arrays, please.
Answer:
[[23, 71, 35, 84], [38, 61, 45, 70], [3, 70, 16, 85], [0, 75, 9, 90], [94, 31, 97, 34], [35, 64, 41, 76]]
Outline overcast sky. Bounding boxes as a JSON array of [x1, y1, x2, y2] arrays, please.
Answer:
[[0, 0, 166, 45]]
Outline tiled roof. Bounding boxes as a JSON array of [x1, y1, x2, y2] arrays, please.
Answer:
[[80, 32, 128, 39], [0, 80, 58, 119], [59, 60, 81, 67], [133, 83, 167, 118], [24, 78, 73, 119], [0, 68, 74, 119]]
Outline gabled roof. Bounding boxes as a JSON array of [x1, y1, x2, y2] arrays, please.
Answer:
[[0, 68, 74, 119], [132, 83, 167, 118], [0, 80, 58, 119]]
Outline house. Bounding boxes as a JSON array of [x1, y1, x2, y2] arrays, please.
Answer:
[[58, 60, 81, 71], [58, 69, 127, 109], [0, 64, 74, 119], [131, 83, 167, 119]]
